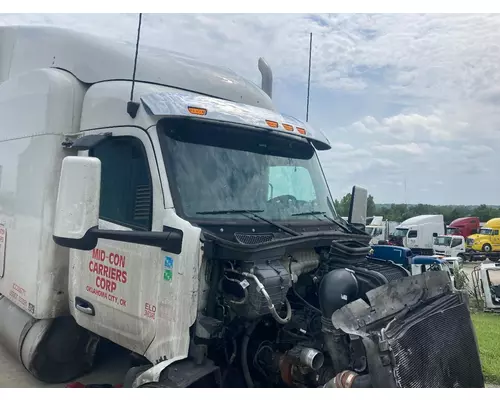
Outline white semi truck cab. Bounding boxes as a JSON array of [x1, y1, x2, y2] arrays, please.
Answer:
[[390, 215, 445, 255], [0, 26, 484, 388]]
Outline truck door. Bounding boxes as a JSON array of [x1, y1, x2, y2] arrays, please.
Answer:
[[68, 127, 164, 354], [491, 229, 500, 250], [451, 237, 465, 257], [406, 229, 418, 249]]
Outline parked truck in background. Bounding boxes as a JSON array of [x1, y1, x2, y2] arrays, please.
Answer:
[[0, 26, 484, 389], [389, 215, 445, 255], [365, 217, 399, 245], [432, 235, 467, 263], [467, 218, 500, 253], [446, 217, 480, 239]]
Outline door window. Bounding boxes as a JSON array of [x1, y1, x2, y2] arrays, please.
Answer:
[[408, 230, 418, 238], [451, 238, 462, 248], [91, 136, 153, 231]]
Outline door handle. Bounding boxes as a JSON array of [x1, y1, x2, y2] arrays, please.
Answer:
[[75, 296, 95, 316]]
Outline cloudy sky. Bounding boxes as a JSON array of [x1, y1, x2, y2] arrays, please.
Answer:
[[1, 13, 498, 205]]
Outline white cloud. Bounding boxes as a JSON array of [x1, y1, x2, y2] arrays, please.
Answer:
[[1, 13, 499, 204], [373, 142, 426, 155]]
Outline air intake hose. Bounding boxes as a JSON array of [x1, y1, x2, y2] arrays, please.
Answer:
[[319, 268, 359, 373]]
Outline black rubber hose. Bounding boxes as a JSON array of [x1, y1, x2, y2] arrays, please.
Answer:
[[241, 321, 259, 388]]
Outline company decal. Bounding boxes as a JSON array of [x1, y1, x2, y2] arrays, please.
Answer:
[[9, 282, 28, 309], [86, 248, 127, 307], [0, 224, 6, 278], [144, 302, 156, 320], [164, 256, 173, 281]]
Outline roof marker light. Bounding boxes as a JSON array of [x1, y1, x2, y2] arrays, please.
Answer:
[[266, 120, 279, 128], [297, 127, 306, 135], [188, 106, 207, 116], [282, 123, 294, 132]]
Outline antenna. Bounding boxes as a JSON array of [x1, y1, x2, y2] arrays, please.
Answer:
[[404, 177, 407, 205], [306, 32, 313, 122], [127, 13, 143, 119]]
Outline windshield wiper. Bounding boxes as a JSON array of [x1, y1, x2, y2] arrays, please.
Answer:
[[196, 209, 300, 237], [291, 211, 351, 233], [197, 209, 264, 215]]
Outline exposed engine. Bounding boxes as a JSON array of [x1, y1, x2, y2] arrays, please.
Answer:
[[193, 238, 484, 388]]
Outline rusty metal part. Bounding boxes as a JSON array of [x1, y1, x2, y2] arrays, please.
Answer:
[[279, 357, 294, 386], [324, 370, 359, 388]]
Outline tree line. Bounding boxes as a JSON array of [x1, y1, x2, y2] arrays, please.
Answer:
[[334, 193, 500, 224]]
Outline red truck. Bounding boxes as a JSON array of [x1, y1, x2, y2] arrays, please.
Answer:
[[446, 217, 480, 238]]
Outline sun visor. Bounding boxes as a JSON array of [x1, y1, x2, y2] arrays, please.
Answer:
[[141, 91, 331, 151]]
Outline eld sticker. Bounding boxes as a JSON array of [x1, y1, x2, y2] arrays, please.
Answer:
[[164, 256, 173, 281], [0, 224, 6, 278]]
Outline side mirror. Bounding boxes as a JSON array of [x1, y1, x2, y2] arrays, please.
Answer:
[[53, 156, 101, 250], [52, 156, 184, 254], [433, 233, 438, 237], [348, 185, 368, 227]]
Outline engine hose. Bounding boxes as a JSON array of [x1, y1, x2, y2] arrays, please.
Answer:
[[241, 272, 292, 324], [327, 240, 371, 265], [241, 321, 259, 388]]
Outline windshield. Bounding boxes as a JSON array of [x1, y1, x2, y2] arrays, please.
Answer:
[[479, 228, 492, 235], [434, 236, 452, 246], [158, 118, 337, 222], [392, 228, 408, 237], [446, 227, 459, 235], [365, 227, 375, 236]]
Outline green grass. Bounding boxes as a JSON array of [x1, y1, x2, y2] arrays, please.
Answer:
[[471, 312, 500, 385]]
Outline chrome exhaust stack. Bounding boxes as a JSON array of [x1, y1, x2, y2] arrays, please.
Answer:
[[258, 57, 273, 99]]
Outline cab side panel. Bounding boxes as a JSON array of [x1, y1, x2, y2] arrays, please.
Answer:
[[0, 68, 85, 318]]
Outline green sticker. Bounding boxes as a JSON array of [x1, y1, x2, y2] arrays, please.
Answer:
[[163, 269, 172, 281]]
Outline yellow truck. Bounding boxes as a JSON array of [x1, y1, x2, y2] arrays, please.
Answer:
[[467, 218, 500, 252]]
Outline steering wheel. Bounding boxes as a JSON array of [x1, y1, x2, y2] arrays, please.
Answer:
[[267, 194, 298, 204]]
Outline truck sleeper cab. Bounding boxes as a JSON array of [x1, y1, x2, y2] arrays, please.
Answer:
[[390, 215, 445, 255], [0, 26, 484, 388], [446, 217, 480, 238]]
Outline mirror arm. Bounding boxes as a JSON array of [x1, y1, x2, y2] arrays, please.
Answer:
[[53, 225, 183, 254]]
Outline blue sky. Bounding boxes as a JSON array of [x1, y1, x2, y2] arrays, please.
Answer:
[[1, 13, 499, 205]]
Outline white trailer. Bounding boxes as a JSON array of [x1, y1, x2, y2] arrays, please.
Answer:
[[0, 25, 484, 388]]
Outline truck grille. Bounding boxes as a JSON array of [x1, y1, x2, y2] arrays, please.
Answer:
[[234, 233, 274, 245], [386, 294, 484, 388]]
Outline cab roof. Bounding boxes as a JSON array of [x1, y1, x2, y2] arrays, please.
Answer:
[[0, 25, 275, 111], [398, 214, 443, 226], [448, 216, 479, 226]]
